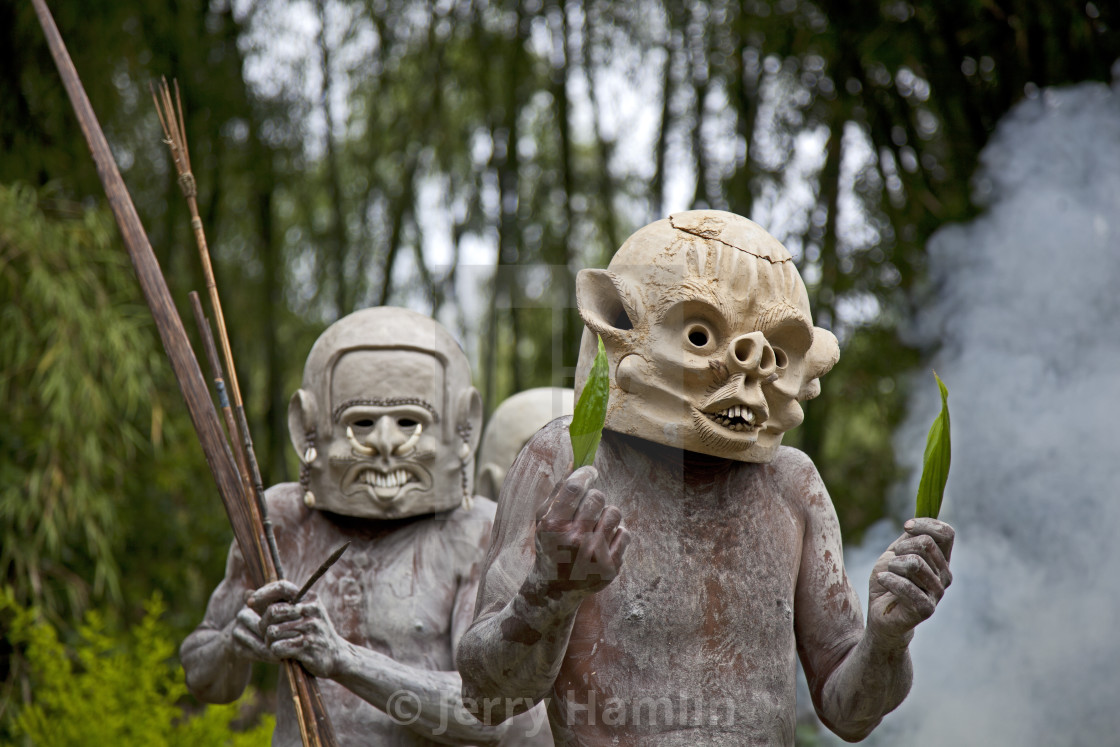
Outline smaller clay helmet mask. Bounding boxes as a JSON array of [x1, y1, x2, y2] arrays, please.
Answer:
[[289, 307, 483, 518], [475, 387, 574, 500], [574, 210, 839, 463]]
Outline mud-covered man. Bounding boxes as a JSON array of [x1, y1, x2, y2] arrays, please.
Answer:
[[182, 307, 545, 745], [457, 211, 955, 745]]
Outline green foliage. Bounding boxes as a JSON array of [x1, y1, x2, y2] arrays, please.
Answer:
[[1, 183, 154, 616], [915, 372, 950, 519], [569, 337, 609, 469], [0, 183, 227, 631], [0, 588, 273, 746]]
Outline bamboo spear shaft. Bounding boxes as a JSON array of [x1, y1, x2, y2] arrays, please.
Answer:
[[153, 78, 284, 579], [28, 2, 336, 744]]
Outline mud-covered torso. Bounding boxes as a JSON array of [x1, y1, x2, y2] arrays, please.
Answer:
[[264, 485, 490, 746], [534, 429, 809, 746]]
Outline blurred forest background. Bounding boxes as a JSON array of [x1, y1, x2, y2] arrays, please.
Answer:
[[2, 0, 1118, 741]]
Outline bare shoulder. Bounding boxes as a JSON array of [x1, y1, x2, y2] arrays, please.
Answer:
[[263, 482, 315, 530], [446, 497, 497, 542], [768, 446, 833, 515], [769, 445, 820, 478]]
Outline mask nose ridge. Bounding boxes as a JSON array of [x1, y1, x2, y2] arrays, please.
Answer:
[[368, 415, 406, 462], [726, 331, 777, 378]]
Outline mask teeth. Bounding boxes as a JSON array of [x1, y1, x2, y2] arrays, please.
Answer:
[[705, 406, 757, 429], [363, 469, 413, 488]]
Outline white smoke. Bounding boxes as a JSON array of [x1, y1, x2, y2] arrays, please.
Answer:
[[837, 80, 1120, 745]]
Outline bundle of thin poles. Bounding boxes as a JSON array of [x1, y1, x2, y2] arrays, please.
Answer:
[[151, 80, 339, 747], [29, 1, 338, 744]]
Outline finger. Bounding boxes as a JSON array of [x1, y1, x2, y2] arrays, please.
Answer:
[[538, 466, 598, 524], [595, 505, 622, 538], [887, 554, 945, 601], [572, 489, 607, 526], [260, 602, 300, 630], [266, 620, 307, 644], [890, 534, 950, 583], [876, 572, 936, 620], [904, 518, 955, 562], [571, 529, 612, 583], [248, 580, 300, 613], [296, 601, 324, 620], [236, 607, 262, 628], [608, 525, 631, 565], [232, 625, 273, 661], [270, 636, 307, 660]]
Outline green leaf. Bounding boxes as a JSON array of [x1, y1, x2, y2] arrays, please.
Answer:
[[915, 371, 951, 519], [569, 336, 610, 469]]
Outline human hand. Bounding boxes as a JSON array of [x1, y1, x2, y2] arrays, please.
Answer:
[[532, 465, 630, 596], [867, 518, 954, 644], [226, 600, 280, 663], [248, 580, 346, 678]]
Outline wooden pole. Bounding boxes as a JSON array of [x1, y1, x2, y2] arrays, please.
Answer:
[[28, 2, 337, 744]]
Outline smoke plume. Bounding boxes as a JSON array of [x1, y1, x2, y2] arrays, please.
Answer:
[[841, 80, 1120, 745]]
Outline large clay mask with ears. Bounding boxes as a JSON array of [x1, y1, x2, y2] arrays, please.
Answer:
[[574, 210, 840, 463], [289, 307, 482, 519]]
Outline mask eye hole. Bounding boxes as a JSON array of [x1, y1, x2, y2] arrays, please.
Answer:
[[397, 418, 418, 428], [353, 418, 375, 428], [686, 325, 710, 348]]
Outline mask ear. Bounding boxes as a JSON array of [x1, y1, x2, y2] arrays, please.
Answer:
[[576, 269, 639, 339], [475, 463, 502, 501], [456, 386, 484, 461], [288, 389, 319, 457]]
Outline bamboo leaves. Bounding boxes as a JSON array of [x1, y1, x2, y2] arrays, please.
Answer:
[[569, 337, 610, 469], [915, 372, 951, 519]]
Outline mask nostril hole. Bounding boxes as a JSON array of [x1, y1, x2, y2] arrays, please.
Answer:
[[774, 348, 788, 369], [761, 347, 776, 370], [733, 338, 753, 363]]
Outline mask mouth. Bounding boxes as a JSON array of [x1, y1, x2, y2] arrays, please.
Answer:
[[341, 462, 429, 504], [699, 402, 762, 433]]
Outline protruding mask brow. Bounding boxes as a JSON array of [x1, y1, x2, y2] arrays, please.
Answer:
[[655, 280, 735, 325], [332, 398, 440, 424], [755, 301, 813, 340]]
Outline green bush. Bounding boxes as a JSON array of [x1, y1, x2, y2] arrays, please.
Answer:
[[0, 588, 273, 746]]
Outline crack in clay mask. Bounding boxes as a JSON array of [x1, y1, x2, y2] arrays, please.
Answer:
[[574, 210, 839, 463]]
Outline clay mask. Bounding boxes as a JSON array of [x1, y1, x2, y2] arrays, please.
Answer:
[[289, 307, 482, 519], [574, 210, 839, 463]]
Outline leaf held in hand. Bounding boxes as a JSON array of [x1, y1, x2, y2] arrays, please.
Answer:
[[915, 371, 951, 519], [570, 336, 610, 469]]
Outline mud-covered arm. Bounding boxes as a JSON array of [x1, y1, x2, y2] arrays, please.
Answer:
[[255, 508, 508, 745], [255, 582, 505, 745], [792, 453, 954, 742], [455, 426, 629, 725], [180, 540, 274, 703]]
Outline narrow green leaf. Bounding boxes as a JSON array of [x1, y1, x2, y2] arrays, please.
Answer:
[[915, 371, 951, 519], [569, 336, 610, 469]]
